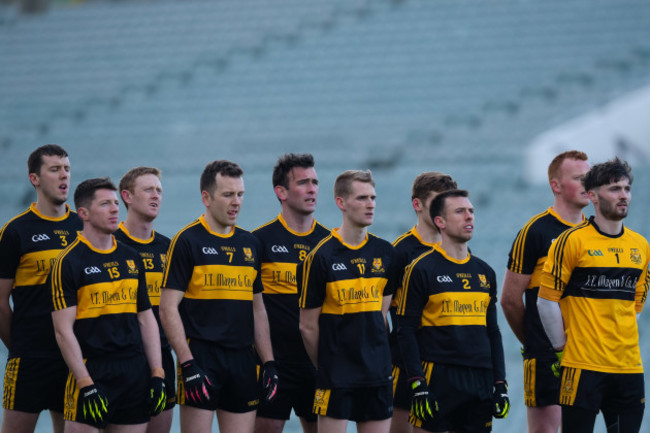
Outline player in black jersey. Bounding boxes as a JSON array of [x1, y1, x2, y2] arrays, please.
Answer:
[[300, 170, 397, 433], [1, 145, 81, 433], [501, 150, 589, 433], [390, 172, 457, 433], [253, 154, 328, 433], [116, 167, 174, 433], [50, 178, 165, 432], [397, 190, 508, 433], [160, 160, 276, 433]]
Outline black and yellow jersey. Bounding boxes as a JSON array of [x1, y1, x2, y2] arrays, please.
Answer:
[[50, 233, 151, 358], [0, 203, 82, 357], [397, 244, 506, 382], [539, 217, 650, 374], [162, 215, 263, 349], [114, 222, 171, 350], [253, 214, 329, 364], [507, 207, 584, 356], [299, 229, 396, 388]]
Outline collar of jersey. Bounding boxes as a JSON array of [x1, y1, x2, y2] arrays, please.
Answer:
[[30, 202, 71, 222], [77, 231, 117, 254], [117, 221, 155, 244], [278, 213, 316, 236], [411, 225, 438, 247], [548, 206, 585, 227], [331, 228, 368, 250], [588, 216, 625, 238], [199, 215, 235, 238], [433, 243, 470, 264]]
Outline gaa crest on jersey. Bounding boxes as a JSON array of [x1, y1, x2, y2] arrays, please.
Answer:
[[630, 248, 642, 265], [478, 274, 490, 289], [126, 259, 139, 274], [243, 247, 255, 262], [371, 258, 385, 273]]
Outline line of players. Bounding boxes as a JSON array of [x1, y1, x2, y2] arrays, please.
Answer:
[[0, 145, 646, 433]]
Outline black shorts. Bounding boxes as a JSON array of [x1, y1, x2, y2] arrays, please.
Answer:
[[64, 354, 150, 429], [415, 362, 493, 433], [161, 347, 176, 411], [256, 361, 317, 421], [523, 355, 560, 407], [177, 339, 258, 413], [312, 383, 393, 422], [392, 364, 411, 411], [2, 356, 68, 413], [559, 367, 645, 412]]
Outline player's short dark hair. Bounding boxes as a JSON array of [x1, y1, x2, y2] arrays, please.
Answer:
[[27, 144, 68, 175], [411, 172, 457, 201], [547, 150, 588, 183], [272, 153, 315, 188], [119, 167, 162, 209], [74, 177, 117, 210], [429, 189, 470, 232], [334, 170, 374, 199], [582, 157, 633, 191], [200, 160, 243, 195]]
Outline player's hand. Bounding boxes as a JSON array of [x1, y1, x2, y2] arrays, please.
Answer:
[[409, 377, 438, 423], [261, 361, 279, 403], [79, 384, 109, 423], [148, 376, 167, 415], [552, 350, 564, 378], [181, 359, 214, 403], [492, 382, 510, 419]]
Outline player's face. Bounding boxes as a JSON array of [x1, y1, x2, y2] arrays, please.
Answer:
[[438, 196, 474, 242], [31, 155, 71, 206], [285, 167, 319, 215], [203, 174, 244, 232], [127, 174, 162, 221], [592, 178, 631, 222], [556, 158, 590, 208], [340, 181, 376, 228], [85, 189, 120, 234]]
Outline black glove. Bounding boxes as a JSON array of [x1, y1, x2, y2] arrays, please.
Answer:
[[181, 359, 214, 404], [148, 376, 167, 415], [79, 384, 109, 423], [492, 382, 510, 419], [261, 361, 279, 403], [409, 377, 438, 423], [552, 350, 564, 378]]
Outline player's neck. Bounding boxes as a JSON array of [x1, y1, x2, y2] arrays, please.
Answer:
[[281, 209, 314, 234], [203, 213, 233, 235], [415, 221, 440, 244], [123, 214, 154, 240], [439, 237, 468, 261], [338, 222, 367, 246], [552, 199, 584, 225], [34, 198, 67, 218], [81, 227, 115, 251], [592, 214, 624, 236]]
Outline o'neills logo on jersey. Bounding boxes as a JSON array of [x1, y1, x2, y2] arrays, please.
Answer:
[[202, 247, 218, 255], [630, 248, 642, 265], [371, 258, 385, 273], [271, 245, 289, 253], [126, 260, 138, 275], [243, 247, 255, 262], [31, 233, 51, 242], [84, 266, 101, 275], [332, 263, 347, 271]]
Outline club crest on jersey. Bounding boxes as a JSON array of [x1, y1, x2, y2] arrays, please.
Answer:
[[243, 247, 255, 262], [371, 258, 385, 273], [630, 248, 642, 265], [478, 274, 490, 288], [160, 253, 167, 267], [126, 260, 139, 274]]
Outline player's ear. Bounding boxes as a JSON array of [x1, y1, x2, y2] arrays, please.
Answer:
[[77, 206, 89, 220], [335, 196, 345, 211], [274, 185, 287, 202], [433, 215, 445, 231], [587, 189, 597, 204], [28, 172, 39, 188], [120, 189, 132, 206], [550, 178, 561, 195], [412, 198, 422, 212], [201, 189, 212, 207]]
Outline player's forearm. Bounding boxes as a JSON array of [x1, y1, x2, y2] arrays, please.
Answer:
[[253, 295, 274, 363], [536, 297, 566, 350], [52, 314, 91, 383], [500, 270, 529, 344], [138, 309, 163, 375], [487, 301, 507, 382], [159, 292, 192, 363], [299, 309, 320, 368], [0, 302, 12, 349]]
